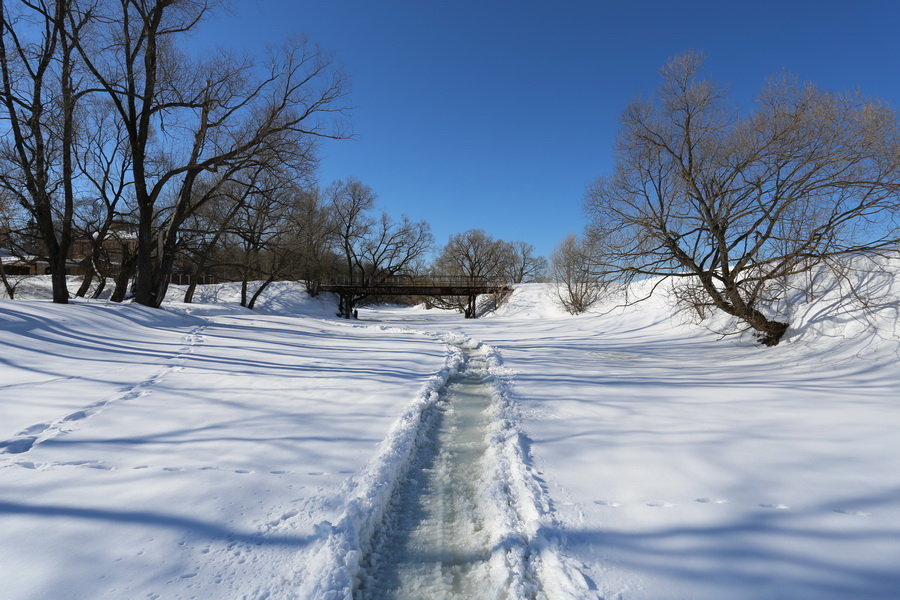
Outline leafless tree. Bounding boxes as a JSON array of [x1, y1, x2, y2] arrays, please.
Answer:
[[226, 174, 313, 309], [177, 166, 275, 303], [0, 0, 93, 303], [0, 188, 18, 297], [585, 52, 900, 345], [505, 240, 547, 283], [328, 178, 375, 283], [71, 96, 134, 298], [71, 1, 350, 308], [287, 186, 336, 295], [328, 178, 432, 318], [432, 229, 514, 318], [551, 232, 603, 314]]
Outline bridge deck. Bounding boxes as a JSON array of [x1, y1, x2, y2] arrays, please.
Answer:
[[320, 277, 511, 296], [319, 284, 511, 296]]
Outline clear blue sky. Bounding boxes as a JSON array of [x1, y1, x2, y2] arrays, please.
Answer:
[[196, 0, 900, 259]]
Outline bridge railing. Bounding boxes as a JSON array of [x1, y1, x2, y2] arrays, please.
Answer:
[[324, 275, 509, 288]]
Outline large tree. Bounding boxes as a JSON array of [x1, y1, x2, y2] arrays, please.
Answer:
[[328, 178, 432, 318], [0, 0, 91, 303], [432, 229, 514, 318], [72, 1, 349, 307], [505, 240, 547, 283], [585, 52, 900, 345]]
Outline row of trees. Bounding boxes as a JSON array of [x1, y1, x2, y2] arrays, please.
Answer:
[[0, 0, 349, 307], [3, 154, 547, 314], [0, 1, 546, 314], [553, 52, 900, 346]]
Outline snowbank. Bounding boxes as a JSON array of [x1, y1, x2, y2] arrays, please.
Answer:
[[1, 265, 899, 599]]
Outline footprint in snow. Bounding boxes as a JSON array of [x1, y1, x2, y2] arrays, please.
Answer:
[[0, 437, 37, 454], [759, 503, 790, 510], [647, 501, 678, 508], [17, 423, 50, 436], [593, 500, 622, 507], [696, 497, 729, 504]]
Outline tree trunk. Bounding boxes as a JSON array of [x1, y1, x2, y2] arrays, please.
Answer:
[[91, 276, 107, 300], [132, 203, 156, 306], [49, 253, 70, 304], [464, 294, 477, 318], [110, 253, 137, 303], [75, 255, 95, 298], [183, 277, 199, 303], [0, 264, 14, 299], [247, 276, 276, 310], [697, 275, 789, 346]]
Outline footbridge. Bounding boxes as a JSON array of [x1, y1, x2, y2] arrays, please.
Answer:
[[320, 276, 511, 297], [320, 276, 513, 318]]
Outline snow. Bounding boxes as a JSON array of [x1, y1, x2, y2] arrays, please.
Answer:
[[1, 271, 899, 599]]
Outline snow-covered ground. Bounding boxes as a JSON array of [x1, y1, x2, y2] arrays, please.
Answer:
[[1, 270, 899, 599]]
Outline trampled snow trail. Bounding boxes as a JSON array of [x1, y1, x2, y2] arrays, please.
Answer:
[[354, 348, 509, 600]]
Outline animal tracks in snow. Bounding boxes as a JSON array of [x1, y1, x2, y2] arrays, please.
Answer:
[[592, 497, 875, 518], [0, 326, 207, 457]]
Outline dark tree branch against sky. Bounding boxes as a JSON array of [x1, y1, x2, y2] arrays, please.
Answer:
[[192, 0, 900, 259]]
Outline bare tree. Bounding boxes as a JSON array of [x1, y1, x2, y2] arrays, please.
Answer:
[[72, 1, 349, 307], [0, 188, 18, 297], [226, 173, 310, 309], [505, 240, 547, 283], [328, 178, 375, 282], [551, 233, 603, 314], [432, 229, 513, 318], [328, 178, 432, 318], [0, 0, 92, 303], [178, 168, 269, 303], [71, 96, 134, 298], [287, 186, 336, 295], [585, 52, 900, 345]]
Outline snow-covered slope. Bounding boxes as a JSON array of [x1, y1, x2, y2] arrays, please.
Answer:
[[1, 269, 899, 599]]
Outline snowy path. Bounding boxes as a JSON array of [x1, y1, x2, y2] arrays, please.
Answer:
[[356, 347, 512, 599], [302, 334, 592, 600]]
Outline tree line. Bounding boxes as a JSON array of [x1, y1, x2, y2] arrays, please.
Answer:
[[0, 0, 349, 307], [9, 6, 884, 344], [553, 51, 900, 346], [0, 1, 547, 314]]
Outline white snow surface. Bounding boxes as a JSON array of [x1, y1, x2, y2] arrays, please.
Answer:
[[1, 270, 899, 599]]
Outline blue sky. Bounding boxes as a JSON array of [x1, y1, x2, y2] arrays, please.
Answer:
[[196, 0, 900, 259]]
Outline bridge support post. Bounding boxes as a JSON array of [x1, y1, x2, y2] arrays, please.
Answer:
[[464, 294, 477, 318], [337, 293, 353, 319]]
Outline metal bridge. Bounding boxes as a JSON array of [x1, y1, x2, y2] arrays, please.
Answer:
[[319, 276, 512, 297], [321, 276, 513, 319]]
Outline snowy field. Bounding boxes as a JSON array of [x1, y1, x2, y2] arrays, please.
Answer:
[[1, 270, 899, 599]]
